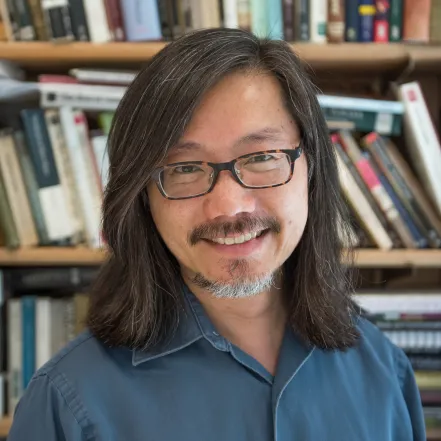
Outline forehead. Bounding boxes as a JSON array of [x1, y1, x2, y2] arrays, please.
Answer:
[[168, 72, 300, 159]]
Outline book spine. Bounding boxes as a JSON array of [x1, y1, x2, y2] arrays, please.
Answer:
[[345, 0, 359, 40], [173, 0, 187, 38], [333, 137, 393, 250], [20, 109, 76, 242], [237, 0, 251, 31], [310, 0, 327, 42], [41, 0, 74, 40], [22, 296, 36, 390], [295, 0, 310, 40], [120, 0, 162, 41], [27, 0, 49, 40], [91, 135, 110, 190], [104, 0, 126, 41], [389, 0, 403, 41], [338, 130, 416, 249], [5, 0, 20, 39], [403, 0, 431, 42], [267, 0, 284, 39], [13, 130, 51, 245], [250, 0, 268, 37], [385, 138, 441, 238], [0, 131, 38, 247], [15, 0, 36, 40], [363, 132, 441, 248], [59, 107, 102, 248], [282, 0, 294, 41], [374, 0, 390, 42], [157, 0, 173, 40], [223, 0, 238, 28], [0, 172, 20, 248], [44, 109, 86, 244], [35, 298, 52, 370], [83, 0, 112, 42], [334, 133, 401, 247], [366, 151, 427, 248], [358, 0, 375, 42], [327, 0, 345, 42], [397, 82, 441, 217], [7, 299, 22, 414], [0, 0, 14, 40], [68, 0, 90, 41]]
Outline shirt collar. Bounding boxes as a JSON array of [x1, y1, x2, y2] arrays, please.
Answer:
[[132, 285, 229, 366]]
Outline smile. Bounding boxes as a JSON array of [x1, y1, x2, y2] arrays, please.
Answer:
[[209, 230, 266, 245]]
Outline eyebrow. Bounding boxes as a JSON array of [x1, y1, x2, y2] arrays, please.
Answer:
[[170, 127, 288, 155]]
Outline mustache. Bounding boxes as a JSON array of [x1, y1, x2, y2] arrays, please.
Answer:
[[189, 215, 281, 245]]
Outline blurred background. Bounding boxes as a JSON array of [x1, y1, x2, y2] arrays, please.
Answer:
[[0, 0, 441, 439]]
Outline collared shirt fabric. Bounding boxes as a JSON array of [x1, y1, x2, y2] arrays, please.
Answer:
[[8, 287, 426, 441]]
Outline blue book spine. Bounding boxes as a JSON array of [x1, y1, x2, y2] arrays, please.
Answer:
[[267, 0, 284, 40], [363, 152, 428, 248], [120, 0, 162, 41], [358, 0, 375, 42], [22, 296, 36, 389]]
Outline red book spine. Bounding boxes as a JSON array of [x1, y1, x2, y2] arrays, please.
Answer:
[[104, 0, 126, 41], [374, 0, 390, 42]]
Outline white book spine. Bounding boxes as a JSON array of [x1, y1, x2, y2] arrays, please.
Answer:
[[83, 0, 112, 42], [92, 135, 110, 190], [59, 107, 102, 248], [8, 299, 23, 414], [399, 82, 441, 216], [310, 0, 327, 43], [36, 298, 52, 370], [45, 109, 86, 243]]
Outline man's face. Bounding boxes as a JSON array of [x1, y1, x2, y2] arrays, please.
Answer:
[[148, 72, 308, 293]]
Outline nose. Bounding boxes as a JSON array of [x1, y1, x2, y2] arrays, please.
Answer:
[[202, 169, 256, 220]]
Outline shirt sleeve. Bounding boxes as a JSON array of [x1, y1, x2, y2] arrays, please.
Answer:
[[7, 373, 85, 441], [396, 349, 426, 441]]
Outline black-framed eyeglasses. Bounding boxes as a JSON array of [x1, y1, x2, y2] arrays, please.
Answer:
[[151, 145, 303, 200]]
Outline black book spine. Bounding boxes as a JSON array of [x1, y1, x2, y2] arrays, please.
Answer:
[[41, 0, 74, 40], [68, 0, 90, 41]]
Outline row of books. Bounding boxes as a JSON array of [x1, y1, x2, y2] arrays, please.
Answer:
[[0, 64, 440, 250], [358, 290, 441, 429], [1, 286, 440, 419], [0, 267, 97, 417], [0, 0, 439, 44]]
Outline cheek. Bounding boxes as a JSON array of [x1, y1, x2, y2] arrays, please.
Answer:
[[147, 185, 193, 251]]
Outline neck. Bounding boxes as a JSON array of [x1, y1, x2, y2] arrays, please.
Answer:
[[185, 275, 287, 375]]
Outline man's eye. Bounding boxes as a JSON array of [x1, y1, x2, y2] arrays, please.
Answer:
[[172, 165, 202, 174], [247, 154, 275, 163]]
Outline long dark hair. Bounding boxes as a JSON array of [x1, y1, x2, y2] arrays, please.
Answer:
[[87, 28, 360, 351]]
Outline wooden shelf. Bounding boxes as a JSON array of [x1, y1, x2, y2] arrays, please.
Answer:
[[0, 247, 440, 267], [0, 247, 106, 266], [427, 427, 441, 441], [0, 416, 12, 438], [0, 41, 416, 73]]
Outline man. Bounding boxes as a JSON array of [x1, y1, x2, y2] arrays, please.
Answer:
[[8, 28, 425, 440]]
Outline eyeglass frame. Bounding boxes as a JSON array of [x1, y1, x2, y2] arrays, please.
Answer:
[[151, 145, 304, 200]]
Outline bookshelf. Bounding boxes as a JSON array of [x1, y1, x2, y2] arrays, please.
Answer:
[[0, 247, 439, 267], [0, 41, 438, 73]]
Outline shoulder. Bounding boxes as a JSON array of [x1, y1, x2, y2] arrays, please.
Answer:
[[35, 329, 134, 387], [353, 316, 412, 388]]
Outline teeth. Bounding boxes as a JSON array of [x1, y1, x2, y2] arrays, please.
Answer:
[[235, 235, 245, 244], [211, 230, 265, 246]]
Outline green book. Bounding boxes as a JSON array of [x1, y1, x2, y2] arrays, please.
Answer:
[[389, 0, 403, 42]]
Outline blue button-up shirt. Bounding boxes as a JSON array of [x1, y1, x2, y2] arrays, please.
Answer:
[[8, 287, 426, 441]]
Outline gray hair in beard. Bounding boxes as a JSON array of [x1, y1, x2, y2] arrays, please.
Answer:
[[191, 259, 278, 299]]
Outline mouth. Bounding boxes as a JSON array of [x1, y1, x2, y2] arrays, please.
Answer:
[[208, 230, 266, 245], [201, 229, 270, 256]]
